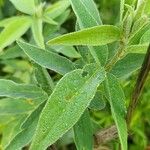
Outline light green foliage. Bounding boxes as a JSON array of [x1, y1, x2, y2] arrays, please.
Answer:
[[105, 74, 127, 150], [0, 79, 48, 100], [70, 0, 108, 65], [44, 0, 70, 19], [5, 102, 45, 150], [0, 16, 31, 51], [31, 18, 45, 49], [0, 98, 36, 115], [74, 110, 93, 150], [48, 25, 121, 46], [30, 64, 106, 150], [126, 45, 148, 54], [17, 41, 75, 75], [9, 0, 35, 15]]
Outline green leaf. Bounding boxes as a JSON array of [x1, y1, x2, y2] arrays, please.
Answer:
[[63, 0, 108, 65], [0, 16, 31, 51], [120, 0, 125, 23], [74, 110, 93, 150], [51, 45, 81, 58], [31, 17, 45, 49], [0, 79, 48, 100], [144, 0, 150, 15], [126, 45, 148, 54], [9, 0, 35, 15], [0, 98, 36, 115], [33, 63, 54, 95], [140, 29, 150, 44], [129, 23, 150, 45], [0, 45, 24, 60], [0, 16, 21, 27], [104, 74, 127, 150], [44, 0, 70, 19], [47, 25, 121, 46], [1, 115, 27, 148], [30, 64, 106, 150], [17, 41, 75, 75], [70, 0, 101, 28], [5, 102, 45, 150], [110, 53, 144, 78], [89, 91, 106, 110]]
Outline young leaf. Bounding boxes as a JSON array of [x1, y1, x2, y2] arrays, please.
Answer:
[[0, 79, 48, 100], [126, 45, 148, 54], [74, 110, 93, 150], [0, 16, 31, 51], [110, 53, 145, 78], [129, 23, 150, 45], [9, 0, 35, 15], [0, 16, 21, 27], [44, 0, 70, 19], [104, 74, 127, 150], [30, 64, 106, 150], [47, 25, 121, 46], [31, 18, 45, 49], [17, 41, 75, 75], [120, 0, 125, 23]]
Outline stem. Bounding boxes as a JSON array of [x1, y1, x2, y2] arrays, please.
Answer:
[[94, 125, 118, 147], [126, 44, 150, 126], [105, 40, 126, 71]]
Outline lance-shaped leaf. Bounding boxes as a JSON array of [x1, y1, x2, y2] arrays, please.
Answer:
[[0, 98, 36, 115], [0, 16, 31, 51], [30, 64, 106, 150], [70, 0, 108, 65], [104, 74, 127, 150], [47, 25, 121, 46], [44, 0, 70, 19], [70, 0, 101, 28], [33, 63, 54, 95], [74, 110, 93, 150], [111, 53, 144, 78], [17, 41, 75, 75], [126, 44, 148, 54], [0, 79, 48, 100], [9, 0, 35, 15]]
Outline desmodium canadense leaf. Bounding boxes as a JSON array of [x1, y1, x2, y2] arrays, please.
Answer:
[[110, 53, 145, 78], [0, 16, 31, 51], [30, 64, 106, 150], [9, 0, 35, 15], [104, 73, 127, 150], [47, 25, 121, 46], [0, 79, 48, 100], [74, 110, 93, 150], [70, 0, 108, 66], [17, 41, 75, 75]]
